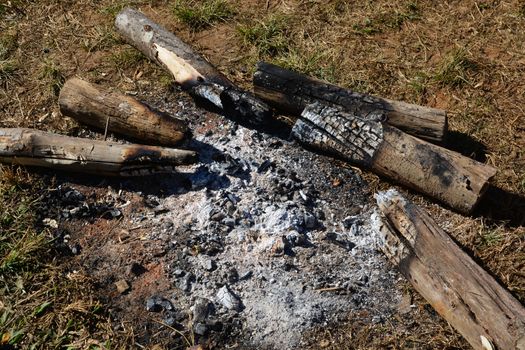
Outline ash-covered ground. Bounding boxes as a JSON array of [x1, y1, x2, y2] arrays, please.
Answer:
[[41, 88, 402, 349]]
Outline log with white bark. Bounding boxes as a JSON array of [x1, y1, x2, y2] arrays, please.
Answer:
[[254, 61, 447, 142], [373, 189, 525, 350], [115, 8, 272, 126], [59, 77, 190, 146], [0, 128, 197, 176], [292, 103, 496, 213]]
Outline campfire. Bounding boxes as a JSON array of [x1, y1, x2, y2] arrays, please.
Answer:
[[1, 7, 523, 350]]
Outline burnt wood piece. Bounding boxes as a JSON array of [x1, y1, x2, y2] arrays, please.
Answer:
[[373, 189, 525, 350], [254, 61, 447, 142], [59, 78, 190, 147], [292, 103, 496, 213], [0, 128, 197, 176], [115, 8, 272, 126]]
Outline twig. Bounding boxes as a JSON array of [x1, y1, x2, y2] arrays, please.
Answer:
[[103, 116, 110, 141]]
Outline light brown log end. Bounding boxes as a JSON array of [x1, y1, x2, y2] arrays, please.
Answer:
[[59, 77, 190, 147]]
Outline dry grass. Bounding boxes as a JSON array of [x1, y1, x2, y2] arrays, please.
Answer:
[[172, 0, 236, 30], [0, 166, 134, 349], [0, 0, 524, 348]]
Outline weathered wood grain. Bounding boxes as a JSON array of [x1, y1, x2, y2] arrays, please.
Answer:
[[0, 128, 197, 176], [115, 8, 272, 126], [373, 189, 525, 350], [59, 77, 190, 146]]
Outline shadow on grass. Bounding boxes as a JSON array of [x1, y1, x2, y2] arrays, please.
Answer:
[[444, 130, 487, 162], [442, 131, 525, 227], [475, 186, 525, 228]]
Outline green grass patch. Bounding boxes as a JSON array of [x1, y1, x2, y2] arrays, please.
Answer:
[[109, 48, 146, 69], [353, 2, 420, 35], [0, 32, 18, 85], [476, 226, 503, 247], [409, 71, 429, 95], [237, 14, 291, 57], [0, 60, 17, 84], [39, 59, 65, 96], [172, 0, 235, 30], [82, 25, 121, 52], [100, 0, 147, 18], [273, 49, 339, 84], [433, 48, 477, 87]]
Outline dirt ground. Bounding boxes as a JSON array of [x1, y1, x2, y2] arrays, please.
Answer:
[[1, 0, 525, 349]]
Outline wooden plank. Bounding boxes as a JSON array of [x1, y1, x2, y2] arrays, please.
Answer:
[[115, 8, 272, 126], [373, 189, 525, 350], [254, 61, 447, 142], [0, 128, 197, 176], [292, 103, 496, 213]]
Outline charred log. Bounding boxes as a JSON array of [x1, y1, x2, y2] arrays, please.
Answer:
[[292, 103, 496, 213], [115, 8, 272, 126], [254, 61, 447, 142]]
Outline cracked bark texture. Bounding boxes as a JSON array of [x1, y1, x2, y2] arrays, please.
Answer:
[[254, 61, 447, 142], [293, 103, 496, 213], [115, 8, 272, 126], [0, 128, 197, 176], [59, 78, 190, 147], [293, 103, 384, 167], [373, 189, 525, 350]]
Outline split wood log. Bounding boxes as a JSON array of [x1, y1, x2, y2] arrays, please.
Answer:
[[59, 78, 190, 146], [292, 103, 496, 213], [373, 189, 525, 350], [254, 61, 447, 142], [59, 78, 190, 147], [0, 128, 197, 176], [115, 8, 272, 126]]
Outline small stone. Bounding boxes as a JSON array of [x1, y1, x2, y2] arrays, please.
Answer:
[[43, 218, 58, 229], [164, 316, 176, 327], [192, 298, 214, 323], [178, 273, 195, 293], [115, 279, 130, 294], [398, 293, 413, 315], [109, 208, 121, 218], [227, 268, 239, 284], [222, 217, 235, 227], [193, 322, 208, 335], [173, 269, 185, 277], [216, 285, 242, 312], [239, 271, 253, 281], [304, 212, 317, 229], [146, 297, 162, 312], [257, 159, 274, 173], [270, 236, 286, 256], [160, 298, 174, 311], [320, 339, 331, 348], [342, 216, 360, 229], [204, 259, 216, 271], [372, 315, 383, 324], [70, 244, 81, 255], [286, 230, 307, 247], [210, 211, 226, 222]]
